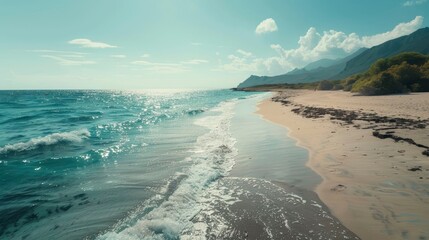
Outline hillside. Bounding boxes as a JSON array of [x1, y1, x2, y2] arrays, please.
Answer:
[[237, 27, 429, 89], [349, 52, 429, 95], [237, 48, 366, 88], [334, 27, 429, 79], [244, 52, 429, 96], [304, 58, 340, 70]]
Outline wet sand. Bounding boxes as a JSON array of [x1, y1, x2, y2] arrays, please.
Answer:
[[191, 177, 359, 240], [188, 94, 359, 239], [258, 90, 429, 240]]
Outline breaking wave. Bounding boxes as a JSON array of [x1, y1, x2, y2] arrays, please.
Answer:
[[0, 129, 90, 155], [97, 101, 238, 240]]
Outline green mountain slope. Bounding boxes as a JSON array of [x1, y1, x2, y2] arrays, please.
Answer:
[[334, 27, 429, 79], [237, 48, 366, 88], [237, 27, 429, 89]]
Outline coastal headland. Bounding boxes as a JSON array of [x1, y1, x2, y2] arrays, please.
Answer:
[[258, 90, 429, 240]]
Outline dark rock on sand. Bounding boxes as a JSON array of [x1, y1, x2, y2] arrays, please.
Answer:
[[408, 166, 422, 172], [331, 184, 347, 192]]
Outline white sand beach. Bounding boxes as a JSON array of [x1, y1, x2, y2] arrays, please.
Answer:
[[258, 90, 429, 240]]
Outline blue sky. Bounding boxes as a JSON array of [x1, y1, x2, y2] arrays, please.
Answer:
[[0, 0, 428, 89]]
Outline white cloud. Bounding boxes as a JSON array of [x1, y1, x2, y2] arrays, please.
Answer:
[[255, 18, 278, 34], [30, 49, 87, 55], [111, 55, 126, 58], [214, 49, 256, 72], [220, 16, 424, 75], [132, 60, 189, 73], [360, 16, 424, 46], [237, 49, 252, 57], [141, 54, 150, 58], [42, 55, 96, 66], [191, 42, 203, 46], [33, 50, 95, 66], [181, 59, 208, 65], [61, 55, 85, 58], [132, 58, 208, 72], [403, 0, 427, 6], [215, 53, 291, 74], [69, 38, 117, 48]]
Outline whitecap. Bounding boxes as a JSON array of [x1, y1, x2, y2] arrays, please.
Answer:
[[97, 101, 238, 240], [0, 129, 90, 155]]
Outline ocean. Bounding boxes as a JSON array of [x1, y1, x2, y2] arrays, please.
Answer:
[[0, 89, 257, 239], [0, 89, 358, 240]]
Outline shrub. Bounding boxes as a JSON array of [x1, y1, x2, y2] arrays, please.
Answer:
[[350, 52, 429, 95], [368, 58, 389, 75], [352, 72, 407, 95], [317, 80, 334, 90], [388, 52, 428, 67], [332, 84, 344, 90], [387, 62, 422, 87]]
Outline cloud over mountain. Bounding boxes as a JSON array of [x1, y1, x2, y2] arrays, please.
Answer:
[[221, 16, 424, 75]]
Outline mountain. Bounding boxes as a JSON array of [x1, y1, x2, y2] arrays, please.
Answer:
[[237, 48, 366, 88], [237, 27, 429, 89], [287, 68, 308, 75], [304, 58, 339, 70], [333, 27, 429, 79]]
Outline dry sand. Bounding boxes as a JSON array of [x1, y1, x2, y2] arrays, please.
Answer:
[[258, 90, 429, 240]]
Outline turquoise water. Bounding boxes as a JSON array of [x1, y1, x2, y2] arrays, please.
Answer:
[[0, 90, 256, 239]]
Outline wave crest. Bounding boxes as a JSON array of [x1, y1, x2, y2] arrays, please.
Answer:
[[97, 101, 238, 240], [0, 129, 90, 155]]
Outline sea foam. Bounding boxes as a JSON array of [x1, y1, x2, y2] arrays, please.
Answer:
[[0, 129, 90, 154], [97, 101, 238, 240]]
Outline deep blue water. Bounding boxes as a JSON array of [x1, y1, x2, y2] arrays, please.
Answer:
[[0, 89, 255, 239]]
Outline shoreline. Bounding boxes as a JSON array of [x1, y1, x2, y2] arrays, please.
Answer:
[[185, 94, 360, 239], [257, 90, 429, 240]]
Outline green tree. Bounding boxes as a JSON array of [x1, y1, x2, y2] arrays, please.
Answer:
[[388, 62, 422, 87], [388, 52, 428, 67], [368, 58, 389, 75]]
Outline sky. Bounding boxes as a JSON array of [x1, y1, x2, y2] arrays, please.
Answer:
[[0, 0, 428, 89]]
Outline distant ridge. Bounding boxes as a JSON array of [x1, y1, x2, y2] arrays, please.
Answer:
[[237, 48, 366, 88], [304, 58, 339, 70], [334, 27, 429, 79], [237, 27, 429, 89]]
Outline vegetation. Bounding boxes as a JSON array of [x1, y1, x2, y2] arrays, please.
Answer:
[[241, 82, 320, 91], [246, 52, 429, 96], [317, 80, 334, 90], [349, 52, 429, 95]]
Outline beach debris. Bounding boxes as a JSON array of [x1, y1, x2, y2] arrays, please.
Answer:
[[272, 96, 292, 106], [330, 184, 347, 192], [280, 95, 427, 131], [372, 131, 429, 156], [408, 166, 422, 172]]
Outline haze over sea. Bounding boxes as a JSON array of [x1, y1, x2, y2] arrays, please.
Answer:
[[0, 89, 258, 239]]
